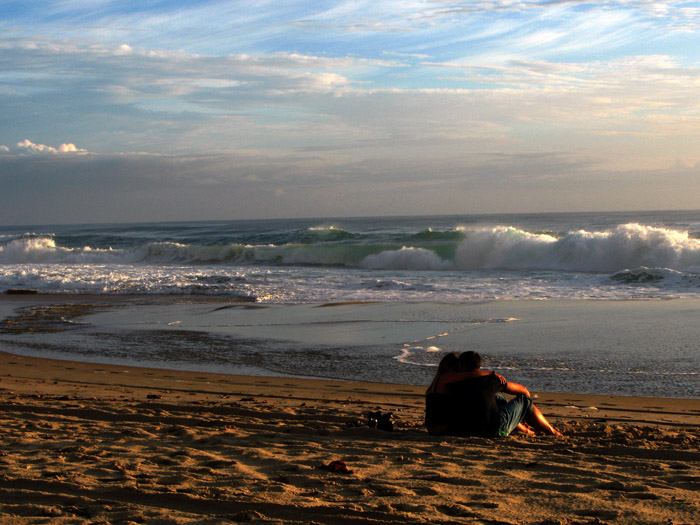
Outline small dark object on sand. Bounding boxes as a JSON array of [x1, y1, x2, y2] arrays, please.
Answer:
[[318, 460, 353, 474], [367, 411, 393, 432]]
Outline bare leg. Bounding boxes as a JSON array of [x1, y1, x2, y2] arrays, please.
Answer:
[[526, 405, 562, 436], [515, 422, 535, 435]]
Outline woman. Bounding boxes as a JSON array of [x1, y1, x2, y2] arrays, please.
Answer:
[[424, 352, 459, 435]]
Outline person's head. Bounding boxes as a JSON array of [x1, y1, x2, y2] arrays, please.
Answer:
[[436, 352, 459, 375], [459, 351, 481, 371]]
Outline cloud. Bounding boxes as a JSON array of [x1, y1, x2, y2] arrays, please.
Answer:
[[12, 139, 88, 155], [1, 147, 699, 225], [114, 44, 134, 55], [1, 0, 699, 225], [2, 31, 699, 168]]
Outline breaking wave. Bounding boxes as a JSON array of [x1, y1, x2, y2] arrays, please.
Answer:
[[453, 223, 700, 273], [361, 224, 700, 273], [2, 223, 700, 275]]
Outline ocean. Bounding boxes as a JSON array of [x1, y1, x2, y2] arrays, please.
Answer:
[[1, 210, 699, 398], [2, 210, 700, 301]]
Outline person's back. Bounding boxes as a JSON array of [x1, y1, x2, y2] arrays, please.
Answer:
[[425, 390, 456, 435], [446, 373, 506, 436], [425, 353, 460, 435]]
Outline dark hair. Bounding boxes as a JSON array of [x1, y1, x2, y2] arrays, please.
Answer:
[[437, 352, 459, 375], [426, 352, 459, 394], [459, 351, 481, 371]]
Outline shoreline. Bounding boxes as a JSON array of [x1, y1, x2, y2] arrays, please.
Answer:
[[2, 293, 700, 399], [3, 349, 700, 427], [1, 349, 699, 524]]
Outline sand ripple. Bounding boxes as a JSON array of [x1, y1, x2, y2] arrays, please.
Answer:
[[1, 355, 699, 524]]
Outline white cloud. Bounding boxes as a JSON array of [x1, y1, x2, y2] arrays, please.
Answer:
[[57, 143, 85, 153], [14, 139, 88, 155], [1, 1, 699, 204], [3, 30, 699, 166], [113, 44, 134, 55]]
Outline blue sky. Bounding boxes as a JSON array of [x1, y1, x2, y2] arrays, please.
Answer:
[[1, 0, 700, 224]]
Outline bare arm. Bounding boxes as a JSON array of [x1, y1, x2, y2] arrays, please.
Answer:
[[504, 381, 531, 398]]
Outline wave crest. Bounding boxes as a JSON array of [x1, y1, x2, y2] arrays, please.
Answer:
[[301, 226, 358, 243], [2, 223, 700, 275], [454, 223, 700, 273], [409, 228, 466, 242], [360, 247, 453, 271], [0, 236, 121, 264]]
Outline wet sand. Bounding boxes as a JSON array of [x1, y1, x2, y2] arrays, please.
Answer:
[[1, 350, 699, 524], [2, 294, 700, 398]]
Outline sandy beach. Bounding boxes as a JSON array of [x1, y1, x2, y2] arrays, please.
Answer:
[[1, 348, 698, 525], [3, 0, 700, 521]]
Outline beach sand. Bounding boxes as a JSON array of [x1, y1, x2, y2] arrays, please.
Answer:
[[1, 350, 698, 525]]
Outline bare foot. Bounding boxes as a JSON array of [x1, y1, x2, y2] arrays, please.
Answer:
[[515, 423, 535, 436]]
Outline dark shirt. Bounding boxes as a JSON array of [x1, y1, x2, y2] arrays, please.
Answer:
[[426, 373, 506, 436], [424, 392, 455, 433]]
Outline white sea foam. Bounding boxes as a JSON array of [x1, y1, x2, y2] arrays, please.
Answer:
[[360, 247, 452, 270], [3, 224, 700, 274], [454, 223, 700, 272], [2, 219, 700, 301], [0, 237, 123, 264], [359, 224, 700, 273]]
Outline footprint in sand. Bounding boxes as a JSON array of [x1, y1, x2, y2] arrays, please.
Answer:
[[203, 459, 236, 469], [468, 501, 499, 509], [577, 509, 619, 520], [625, 492, 660, 500], [392, 503, 433, 514]]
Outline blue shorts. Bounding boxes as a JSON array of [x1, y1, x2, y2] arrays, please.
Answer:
[[495, 394, 533, 437]]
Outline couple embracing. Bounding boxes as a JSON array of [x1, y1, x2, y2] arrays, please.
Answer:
[[425, 351, 561, 438]]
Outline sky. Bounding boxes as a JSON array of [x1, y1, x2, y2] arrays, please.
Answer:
[[1, 1, 700, 225]]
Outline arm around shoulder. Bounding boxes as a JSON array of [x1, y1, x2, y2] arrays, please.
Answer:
[[504, 381, 531, 398]]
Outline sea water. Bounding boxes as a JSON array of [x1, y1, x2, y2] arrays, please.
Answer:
[[2, 210, 700, 301], [1, 211, 699, 397]]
